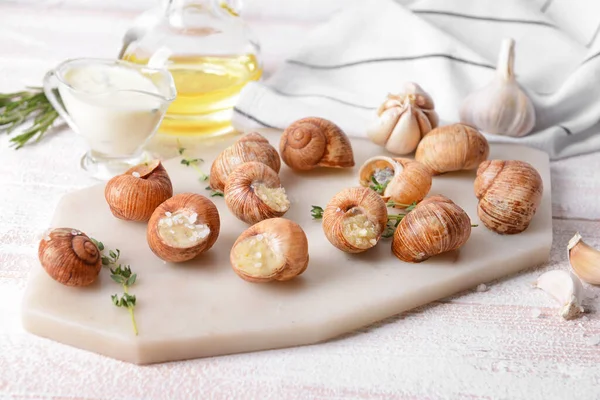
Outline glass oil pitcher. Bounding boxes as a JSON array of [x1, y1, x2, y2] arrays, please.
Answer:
[[122, 0, 262, 137]]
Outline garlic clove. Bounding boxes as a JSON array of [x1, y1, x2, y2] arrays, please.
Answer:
[[367, 83, 438, 155], [366, 106, 402, 146], [230, 218, 309, 283], [279, 117, 354, 171], [38, 228, 102, 287], [209, 132, 281, 192], [147, 193, 220, 263], [384, 106, 422, 155], [535, 270, 584, 320], [568, 232, 600, 285], [459, 38, 535, 137], [105, 159, 173, 222], [224, 161, 290, 225], [322, 187, 388, 253], [392, 195, 472, 263], [358, 156, 432, 207]]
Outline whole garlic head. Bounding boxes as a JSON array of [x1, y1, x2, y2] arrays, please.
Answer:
[[367, 82, 438, 155], [460, 38, 535, 137]]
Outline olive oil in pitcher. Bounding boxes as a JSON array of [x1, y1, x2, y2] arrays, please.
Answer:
[[122, 0, 262, 137]]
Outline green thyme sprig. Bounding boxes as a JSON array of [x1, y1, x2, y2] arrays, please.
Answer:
[[205, 186, 224, 197], [0, 88, 60, 149], [177, 142, 209, 181], [110, 264, 138, 336], [369, 176, 388, 195], [91, 238, 138, 336], [311, 205, 324, 219]]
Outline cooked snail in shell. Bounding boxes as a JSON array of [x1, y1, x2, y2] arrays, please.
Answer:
[[147, 193, 221, 263], [209, 132, 281, 191], [105, 160, 173, 222], [322, 187, 388, 253], [359, 156, 432, 208], [474, 160, 543, 234], [392, 195, 472, 263], [38, 228, 102, 286], [415, 123, 489, 175], [280, 117, 355, 171], [224, 161, 290, 224], [230, 218, 309, 283]]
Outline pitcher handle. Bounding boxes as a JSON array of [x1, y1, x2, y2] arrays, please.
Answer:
[[43, 70, 78, 134]]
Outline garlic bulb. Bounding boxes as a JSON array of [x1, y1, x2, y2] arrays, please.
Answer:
[[105, 160, 173, 222], [230, 218, 309, 283], [535, 270, 584, 320], [38, 228, 102, 286], [224, 161, 290, 224], [415, 123, 489, 174], [460, 38, 535, 137], [358, 156, 432, 207], [209, 132, 281, 192], [322, 187, 388, 253], [568, 232, 600, 285], [279, 117, 355, 171], [474, 160, 543, 234], [392, 195, 472, 263], [367, 82, 439, 155], [147, 193, 220, 263]]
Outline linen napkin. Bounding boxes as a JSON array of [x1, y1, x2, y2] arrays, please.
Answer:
[[232, 0, 600, 159]]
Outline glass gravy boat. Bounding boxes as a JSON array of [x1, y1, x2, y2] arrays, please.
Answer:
[[44, 58, 176, 180]]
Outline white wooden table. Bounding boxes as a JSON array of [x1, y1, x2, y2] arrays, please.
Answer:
[[1, 2, 599, 399]]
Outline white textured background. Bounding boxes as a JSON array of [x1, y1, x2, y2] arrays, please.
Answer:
[[1, 1, 600, 399]]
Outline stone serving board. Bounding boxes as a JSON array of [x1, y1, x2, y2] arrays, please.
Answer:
[[22, 132, 552, 365]]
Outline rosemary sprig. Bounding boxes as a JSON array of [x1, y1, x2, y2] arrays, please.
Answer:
[[91, 238, 138, 336], [0, 88, 60, 149]]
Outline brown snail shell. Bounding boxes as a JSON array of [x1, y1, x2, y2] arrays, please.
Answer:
[[105, 160, 173, 222], [224, 161, 290, 225], [322, 187, 388, 253], [392, 195, 472, 263], [38, 228, 102, 286], [415, 123, 489, 175], [474, 160, 543, 234], [230, 218, 309, 283], [147, 193, 220, 263], [358, 156, 432, 207], [279, 117, 355, 171], [209, 132, 281, 191]]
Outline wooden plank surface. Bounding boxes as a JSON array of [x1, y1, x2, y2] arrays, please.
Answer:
[[1, 2, 599, 399]]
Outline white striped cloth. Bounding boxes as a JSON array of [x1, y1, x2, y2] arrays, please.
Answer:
[[232, 0, 600, 159]]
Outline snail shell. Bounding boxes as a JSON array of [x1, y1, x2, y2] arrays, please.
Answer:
[[147, 193, 221, 263], [474, 160, 543, 234], [392, 195, 472, 263], [358, 156, 432, 207], [38, 228, 102, 286], [279, 117, 355, 171], [230, 218, 309, 283], [415, 123, 489, 175], [322, 187, 388, 253], [105, 160, 173, 222], [224, 161, 290, 224], [209, 132, 281, 191]]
